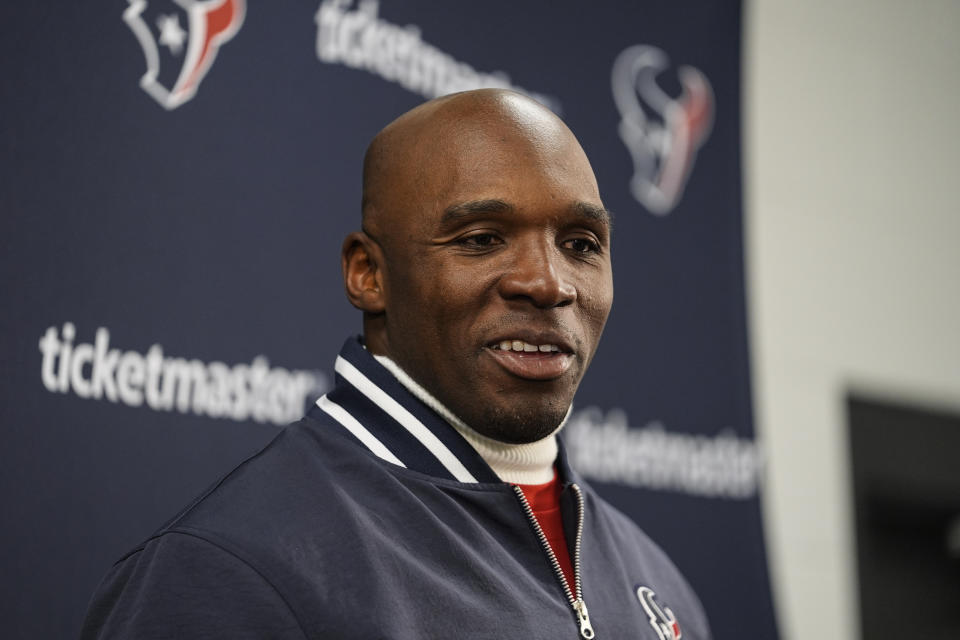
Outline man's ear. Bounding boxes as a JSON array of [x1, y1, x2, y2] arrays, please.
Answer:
[[341, 231, 386, 313]]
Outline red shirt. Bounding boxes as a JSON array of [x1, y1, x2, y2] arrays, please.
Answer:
[[516, 471, 575, 592]]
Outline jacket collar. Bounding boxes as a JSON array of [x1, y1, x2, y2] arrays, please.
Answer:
[[307, 336, 580, 486], [307, 336, 500, 483]]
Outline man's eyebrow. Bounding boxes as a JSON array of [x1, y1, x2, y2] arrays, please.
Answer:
[[573, 202, 613, 229], [441, 199, 514, 223], [441, 198, 613, 230]]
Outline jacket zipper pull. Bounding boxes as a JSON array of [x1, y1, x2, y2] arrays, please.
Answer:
[[574, 598, 595, 639]]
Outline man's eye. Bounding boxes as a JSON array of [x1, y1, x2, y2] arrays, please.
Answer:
[[457, 233, 501, 248], [564, 237, 600, 254]]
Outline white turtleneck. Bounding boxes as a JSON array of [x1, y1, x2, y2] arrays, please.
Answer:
[[374, 354, 568, 485]]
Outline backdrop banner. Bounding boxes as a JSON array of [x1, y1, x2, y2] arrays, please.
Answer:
[[0, 2, 777, 637]]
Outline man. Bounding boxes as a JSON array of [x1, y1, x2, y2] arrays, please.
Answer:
[[82, 89, 711, 639]]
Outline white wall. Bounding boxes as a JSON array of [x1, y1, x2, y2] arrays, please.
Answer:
[[744, 1, 960, 638]]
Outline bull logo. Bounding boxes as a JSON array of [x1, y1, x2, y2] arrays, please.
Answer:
[[123, 0, 245, 110], [612, 45, 713, 216], [636, 586, 682, 640]]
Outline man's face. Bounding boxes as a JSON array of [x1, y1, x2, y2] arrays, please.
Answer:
[[371, 97, 613, 443]]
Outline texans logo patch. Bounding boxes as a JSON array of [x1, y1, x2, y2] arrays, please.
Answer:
[[636, 585, 682, 640]]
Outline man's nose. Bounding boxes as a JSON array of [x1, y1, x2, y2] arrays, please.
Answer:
[[498, 238, 577, 308]]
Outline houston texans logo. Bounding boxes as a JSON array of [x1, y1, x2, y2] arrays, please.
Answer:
[[612, 45, 713, 216], [636, 586, 682, 640], [123, 0, 245, 110]]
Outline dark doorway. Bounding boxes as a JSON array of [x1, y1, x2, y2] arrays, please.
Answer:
[[848, 394, 960, 640]]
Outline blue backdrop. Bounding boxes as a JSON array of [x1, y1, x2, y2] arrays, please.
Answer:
[[0, 1, 777, 637]]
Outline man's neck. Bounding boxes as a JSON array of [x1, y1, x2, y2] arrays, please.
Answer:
[[373, 354, 567, 484]]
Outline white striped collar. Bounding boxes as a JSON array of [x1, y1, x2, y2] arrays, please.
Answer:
[[306, 336, 501, 484], [373, 353, 565, 485]]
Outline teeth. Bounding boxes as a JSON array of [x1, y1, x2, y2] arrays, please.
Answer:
[[493, 340, 562, 353]]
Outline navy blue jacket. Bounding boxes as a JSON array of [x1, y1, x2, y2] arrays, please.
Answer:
[[82, 337, 711, 639]]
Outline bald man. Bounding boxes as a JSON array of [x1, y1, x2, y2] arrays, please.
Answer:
[[82, 90, 711, 640]]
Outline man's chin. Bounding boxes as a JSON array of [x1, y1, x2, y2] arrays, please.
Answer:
[[467, 400, 571, 444]]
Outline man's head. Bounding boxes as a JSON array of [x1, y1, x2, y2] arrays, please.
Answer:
[[342, 89, 613, 443]]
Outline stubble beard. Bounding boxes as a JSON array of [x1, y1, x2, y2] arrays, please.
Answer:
[[466, 397, 571, 444]]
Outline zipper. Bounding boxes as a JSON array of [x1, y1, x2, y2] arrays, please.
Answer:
[[513, 482, 595, 639]]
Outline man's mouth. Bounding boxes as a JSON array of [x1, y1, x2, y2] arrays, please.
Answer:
[[485, 337, 574, 380], [491, 340, 562, 353]]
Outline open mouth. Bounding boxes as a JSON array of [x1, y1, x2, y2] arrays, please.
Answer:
[[490, 339, 563, 353], [485, 338, 574, 380]]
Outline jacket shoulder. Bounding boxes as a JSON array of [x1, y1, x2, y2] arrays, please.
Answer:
[[160, 417, 358, 533], [81, 531, 307, 639]]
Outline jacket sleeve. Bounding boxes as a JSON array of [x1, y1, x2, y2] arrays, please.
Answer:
[[80, 531, 307, 640]]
